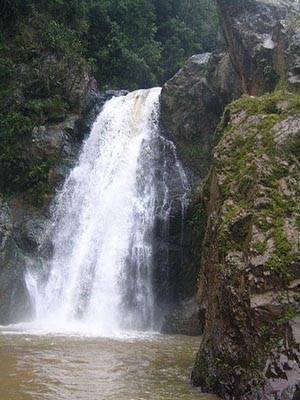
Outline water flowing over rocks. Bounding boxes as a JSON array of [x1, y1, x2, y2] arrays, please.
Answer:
[[0, 84, 190, 330], [0, 0, 299, 399], [21, 88, 189, 335]]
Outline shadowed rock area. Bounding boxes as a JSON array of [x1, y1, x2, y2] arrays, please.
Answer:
[[161, 0, 300, 398]]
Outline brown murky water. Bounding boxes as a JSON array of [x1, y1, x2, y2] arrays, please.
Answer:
[[0, 331, 217, 400]]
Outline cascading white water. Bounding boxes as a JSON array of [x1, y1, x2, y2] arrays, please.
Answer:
[[26, 88, 189, 336]]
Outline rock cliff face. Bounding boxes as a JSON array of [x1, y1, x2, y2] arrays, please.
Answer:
[[216, 0, 300, 94], [0, 114, 82, 324], [0, 107, 84, 324], [161, 0, 300, 398], [160, 52, 242, 182], [192, 92, 300, 399], [161, 0, 300, 181]]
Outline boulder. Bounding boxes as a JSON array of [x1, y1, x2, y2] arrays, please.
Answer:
[[160, 52, 242, 182]]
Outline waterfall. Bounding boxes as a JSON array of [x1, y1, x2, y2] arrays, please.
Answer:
[[26, 88, 189, 336]]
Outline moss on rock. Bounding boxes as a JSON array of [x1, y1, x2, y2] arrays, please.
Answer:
[[192, 91, 300, 399]]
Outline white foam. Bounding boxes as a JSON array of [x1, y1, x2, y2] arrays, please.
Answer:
[[24, 89, 162, 336]]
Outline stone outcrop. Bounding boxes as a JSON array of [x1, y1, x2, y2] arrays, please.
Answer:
[[0, 200, 46, 324], [160, 52, 242, 182], [191, 93, 300, 399]]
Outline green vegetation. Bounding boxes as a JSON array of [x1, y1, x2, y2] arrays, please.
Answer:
[[0, 0, 218, 205], [211, 91, 300, 284], [0, 0, 218, 90], [230, 91, 300, 116]]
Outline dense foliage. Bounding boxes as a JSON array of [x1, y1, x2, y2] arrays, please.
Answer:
[[0, 0, 218, 89], [0, 0, 218, 203], [86, 0, 218, 87]]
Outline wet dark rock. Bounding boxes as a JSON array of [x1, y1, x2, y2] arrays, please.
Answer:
[[159, 45, 243, 337], [0, 200, 33, 324], [150, 135, 195, 328], [161, 297, 202, 336]]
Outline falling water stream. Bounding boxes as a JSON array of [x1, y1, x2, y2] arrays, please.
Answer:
[[0, 89, 217, 400], [23, 87, 189, 335]]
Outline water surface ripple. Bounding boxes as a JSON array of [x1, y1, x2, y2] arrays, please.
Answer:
[[0, 332, 218, 400]]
